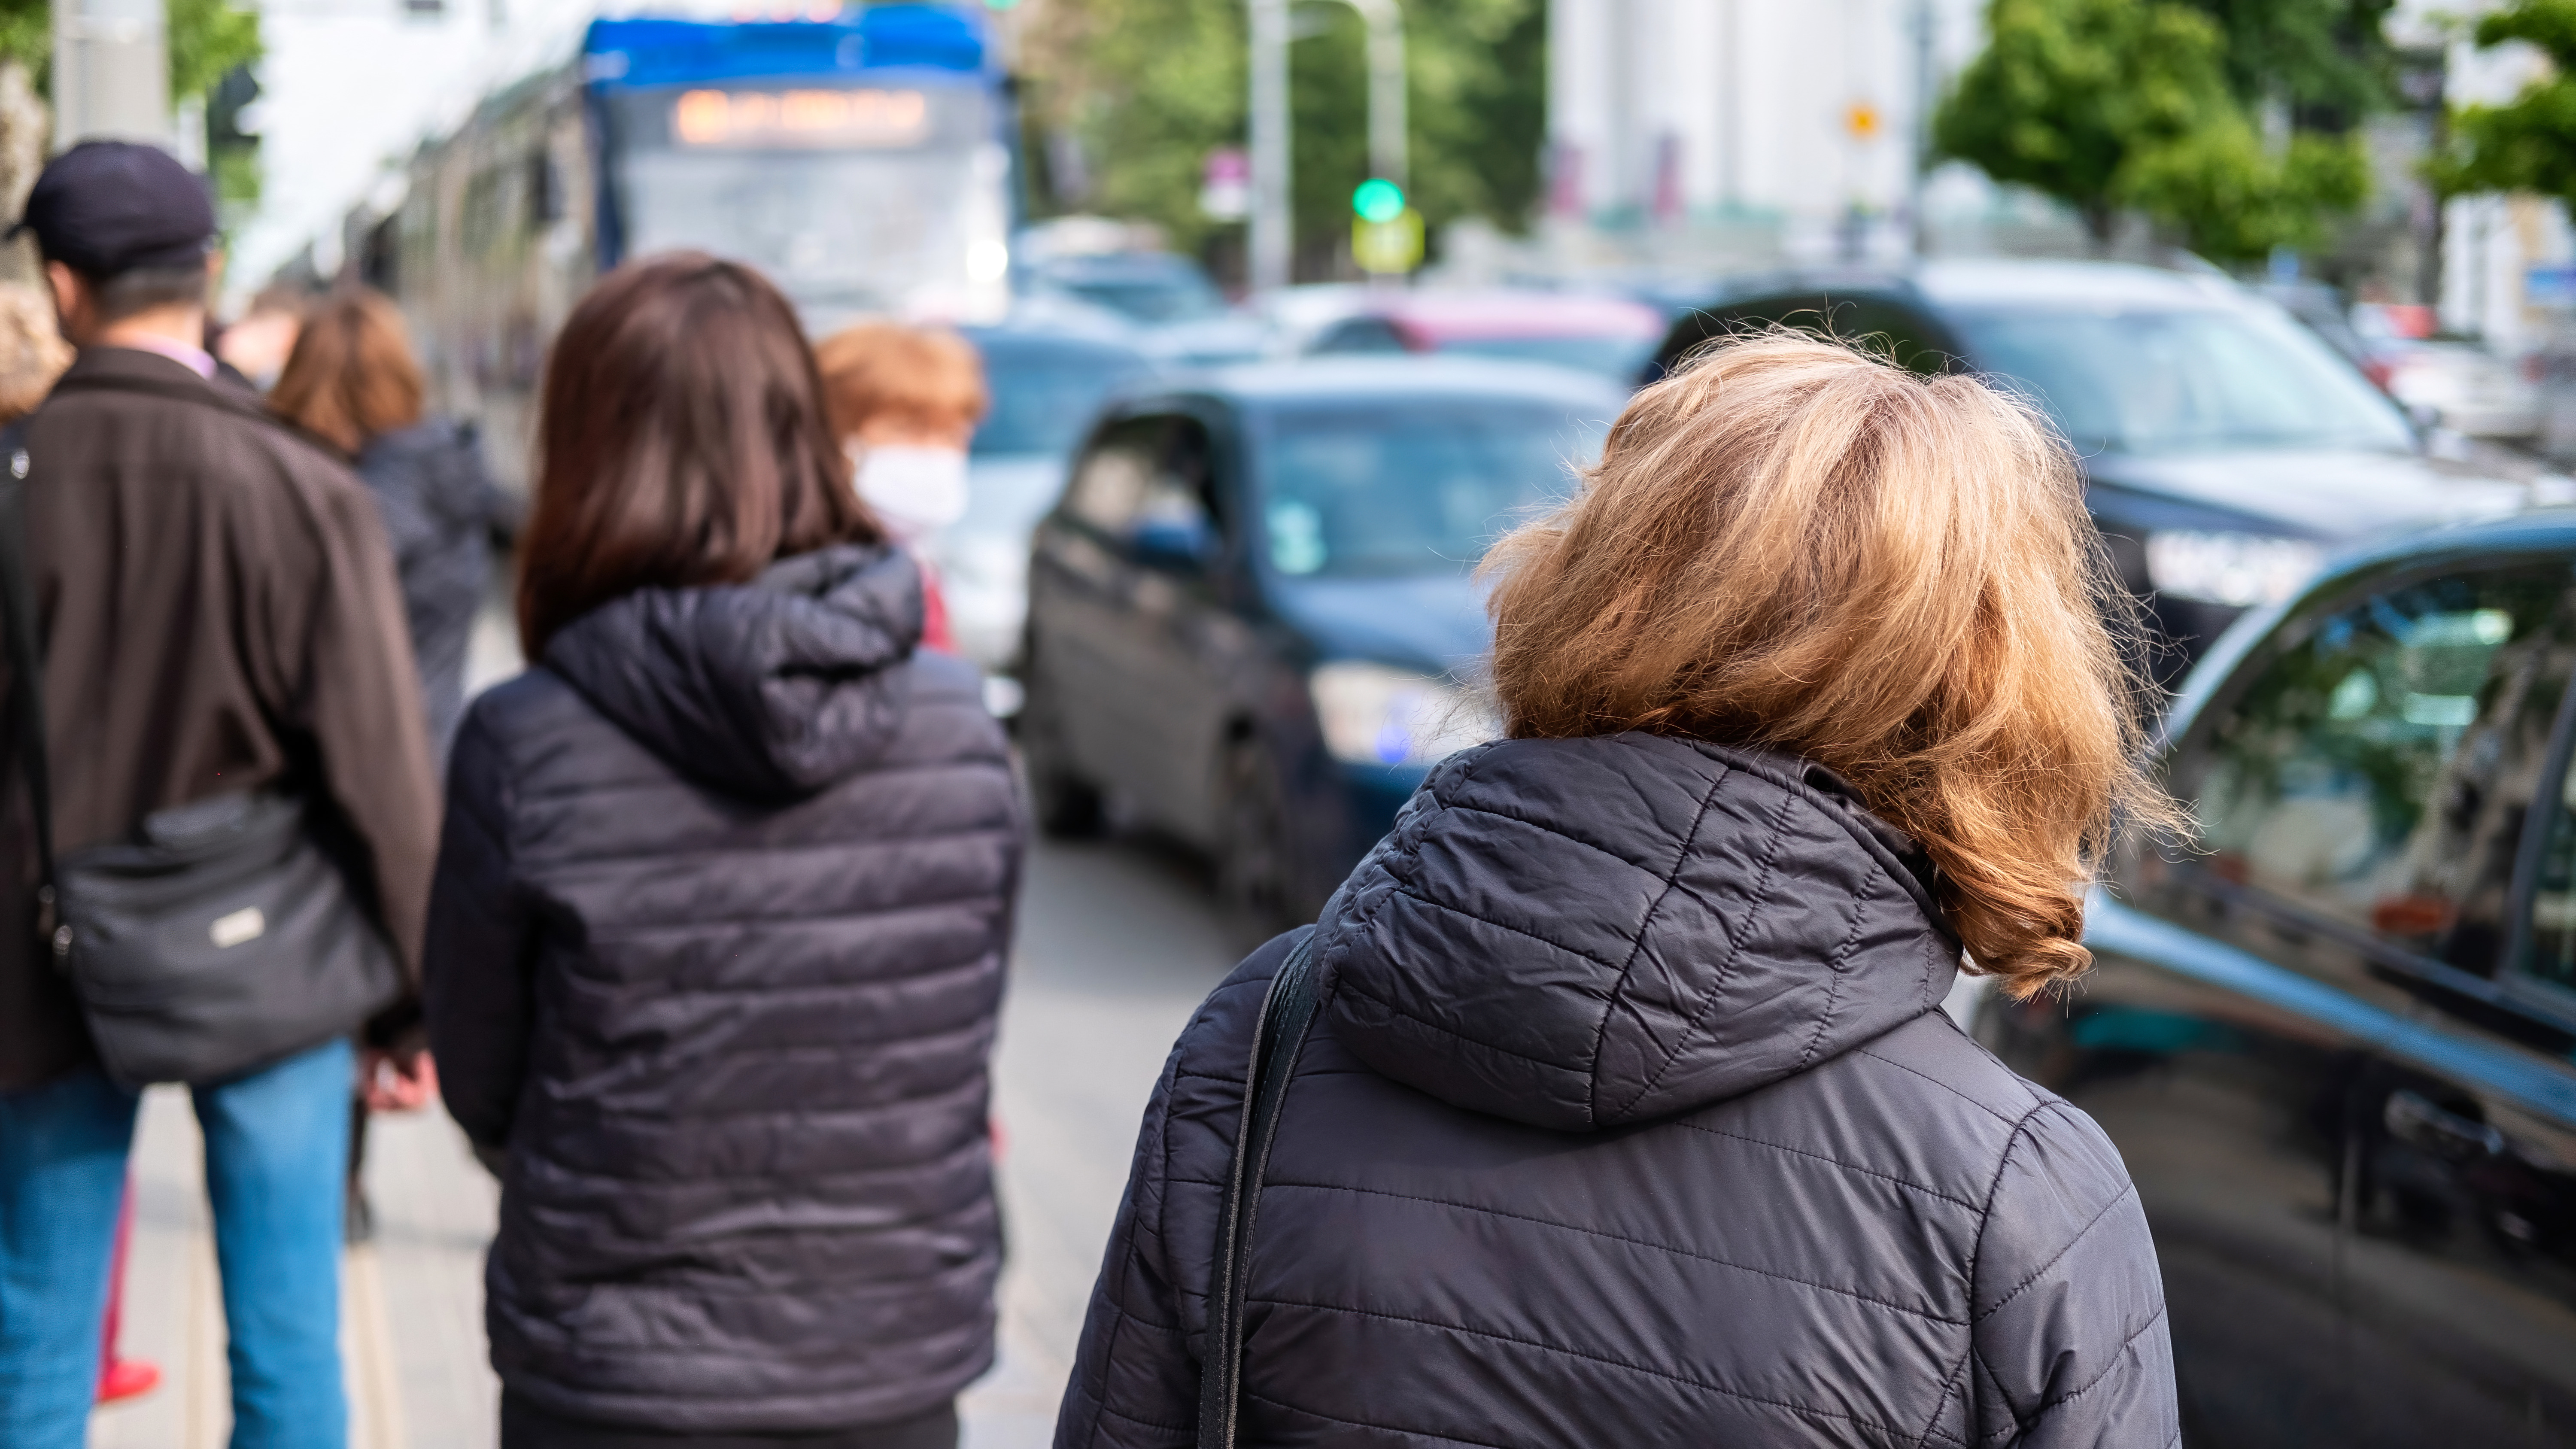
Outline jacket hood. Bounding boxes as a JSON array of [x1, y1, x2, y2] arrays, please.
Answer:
[[543, 544, 924, 800], [1314, 734, 1961, 1132]]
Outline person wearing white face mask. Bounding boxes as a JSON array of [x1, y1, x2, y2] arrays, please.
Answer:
[[815, 321, 990, 654]]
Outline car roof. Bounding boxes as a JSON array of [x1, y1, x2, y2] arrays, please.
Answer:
[[1347, 289, 1664, 339], [959, 321, 1148, 359], [1691, 258, 2254, 315], [1128, 355, 1632, 410]]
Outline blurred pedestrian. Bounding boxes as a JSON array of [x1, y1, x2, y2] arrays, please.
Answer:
[[214, 283, 310, 393], [271, 286, 518, 768], [424, 254, 1022, 1449], [815, 320, 988, 653], [0, 141, 438, 1449], [0, 281, 70, 419], [1058, 335, 2182, 1447]]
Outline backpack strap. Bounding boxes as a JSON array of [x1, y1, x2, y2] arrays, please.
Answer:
[[0, 419, 62, 960], [1197, 933, 1322, 1449]]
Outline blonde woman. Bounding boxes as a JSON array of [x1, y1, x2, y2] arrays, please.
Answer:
[[1057, 335, 2180, 1448]]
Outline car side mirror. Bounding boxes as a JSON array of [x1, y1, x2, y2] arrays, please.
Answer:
[[1131, 514, 1215, 569]]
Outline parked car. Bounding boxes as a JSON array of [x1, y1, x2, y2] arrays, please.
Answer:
[[1021, 250, 1271, 367], [1307, 290, 1666, 381], [2350, 303, 2544, 442], [1650, 261, 2537, 684], [1967, 509, 2576, 1447], [1018, 358, 1622, 916], [939, 321, 1155, 679]]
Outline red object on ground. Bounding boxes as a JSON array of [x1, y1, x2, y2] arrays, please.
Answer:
[[97, 1179, 161, 1405]]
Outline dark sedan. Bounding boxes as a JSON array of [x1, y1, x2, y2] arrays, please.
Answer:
[[1018, 358, 1622, 918], [1969, 510, 2576, 1445], [1650, 261, 2534, 684]]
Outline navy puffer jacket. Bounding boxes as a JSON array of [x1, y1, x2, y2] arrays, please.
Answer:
[[1057, 733, 2175, 1449], [425, 543, 1022, 1434]]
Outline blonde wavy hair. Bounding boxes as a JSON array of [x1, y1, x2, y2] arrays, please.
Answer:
[[1483, 333, 2174, 997]]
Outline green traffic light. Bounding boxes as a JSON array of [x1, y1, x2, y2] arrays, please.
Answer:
[[1352, 178, 1406, 223]]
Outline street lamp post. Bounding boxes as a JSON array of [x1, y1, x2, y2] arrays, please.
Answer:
[[1248, 0, 1292, 293], [1334, 0, 1406, 190], [1248, 0, 1406, 292], [50, 0, 170, 151]]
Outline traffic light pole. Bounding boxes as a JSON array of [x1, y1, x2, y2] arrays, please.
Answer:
[[1333, 0, 1406, 190], [1248, 0, 1291, 292], [50, 0, 170, 151]]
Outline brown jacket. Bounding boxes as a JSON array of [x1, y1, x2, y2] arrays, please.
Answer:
[[0, 347, 440, 1090]]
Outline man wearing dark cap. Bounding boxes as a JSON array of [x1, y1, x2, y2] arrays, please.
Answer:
[[0, 140, 438, 1448]]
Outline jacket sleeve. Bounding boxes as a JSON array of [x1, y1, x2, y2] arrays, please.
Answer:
[[260, 459, 442, 1013], [1056, 935, 1301, 1449], [421, 705, 535, 1150], [1969, 1100, 2179, 1449]]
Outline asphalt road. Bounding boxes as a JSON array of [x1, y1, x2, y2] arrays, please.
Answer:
[[91, 825, 1254, 1449]]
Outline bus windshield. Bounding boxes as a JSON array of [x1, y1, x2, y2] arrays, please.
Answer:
[[601, 82, 1007, 323]]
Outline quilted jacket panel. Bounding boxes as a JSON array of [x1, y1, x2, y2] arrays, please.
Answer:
[[1056, 734, 2175, 1449]]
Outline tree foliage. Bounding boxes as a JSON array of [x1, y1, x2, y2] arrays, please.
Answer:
[[2435, 1, 2576, 211], [2178, 0, 2394, 121], [0, 0, 261, 104], [1935, 0, 2372, 262], [1024, 0, 1545, 264]]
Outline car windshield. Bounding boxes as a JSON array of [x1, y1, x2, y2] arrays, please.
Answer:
[[971, 342, 1149, 458], [1435, 333, 1657, 380], [1045, 270, 1227, 324], [1945, 304, 2415, 456], [1255, 403, 1609, 578]]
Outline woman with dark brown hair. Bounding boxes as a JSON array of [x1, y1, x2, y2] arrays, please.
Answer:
[[1058, 334, 2181, 1449], [421, 254, 1023, 1449], [271, 287, 515, 764]]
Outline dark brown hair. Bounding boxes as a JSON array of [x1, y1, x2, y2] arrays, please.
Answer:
[[517, 253, 878, 654], [1484, 334, 2177, 999], [268, 287, 424, 452]]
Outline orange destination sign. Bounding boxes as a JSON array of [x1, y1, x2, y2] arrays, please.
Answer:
[[672, 88, 930, 147]]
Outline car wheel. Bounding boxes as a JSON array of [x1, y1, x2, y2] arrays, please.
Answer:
[[1217, 734, 1297, 932], [1019, 669, 1103, 838]]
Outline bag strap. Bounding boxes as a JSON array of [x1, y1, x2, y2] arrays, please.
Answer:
[[0, 419, 62, 959], [1197, 934, 1322, 1449]]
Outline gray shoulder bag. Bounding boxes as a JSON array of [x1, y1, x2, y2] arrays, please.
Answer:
[[1197, 934, 1323, 1449], [0, 423, 401, 1087]]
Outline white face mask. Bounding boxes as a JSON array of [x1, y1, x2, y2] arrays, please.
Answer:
[[850, 443, 969, 544]]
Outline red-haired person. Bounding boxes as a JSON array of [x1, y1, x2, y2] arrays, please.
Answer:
[[815, 321, 991, 654]]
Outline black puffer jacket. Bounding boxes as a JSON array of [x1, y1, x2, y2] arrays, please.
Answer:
[[424, 544, 1022, 1434], [354, 419, 518, 765], [1058, 734, 2175, 1449]]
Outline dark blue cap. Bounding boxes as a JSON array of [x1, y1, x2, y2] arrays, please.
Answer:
[[14, 141, 215, 277]]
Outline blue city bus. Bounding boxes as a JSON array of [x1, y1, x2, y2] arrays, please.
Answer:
[[376, 5, 1015, 489]]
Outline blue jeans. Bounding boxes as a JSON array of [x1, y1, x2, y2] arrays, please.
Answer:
[[0, 1037, 352, 1449]]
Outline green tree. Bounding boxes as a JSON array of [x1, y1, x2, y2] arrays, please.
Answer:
[[0, 0, 261, 104], [2435, 1, 2576, 211], [1027, 0, 1545, 268], [1935, 0, 2372, 262], [2178, 0, 2394, 121]]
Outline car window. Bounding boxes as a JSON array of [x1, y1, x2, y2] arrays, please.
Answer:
[[1062, 419, 1167, 534], [2151, 562, 2576, 978], [1312, 317, 1408, 355], [1944, 304, 2414, 456], [1060, 415, 1218, 550], [1255, 401, 1605, 578], [970, 340, 1150, 458], [1649, 292, 1948, 381]]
